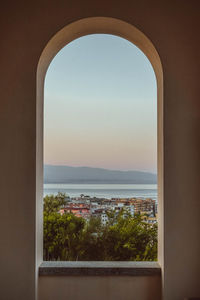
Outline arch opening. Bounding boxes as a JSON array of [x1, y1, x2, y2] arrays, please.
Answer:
[[36, 17, 163, 266]]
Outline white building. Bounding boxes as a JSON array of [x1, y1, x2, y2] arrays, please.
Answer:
[[101, 211, 109, 226], [125, 205, 135, 217]]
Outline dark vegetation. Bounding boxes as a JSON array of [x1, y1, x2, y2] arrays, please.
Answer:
[[43, 193, 157, 261]]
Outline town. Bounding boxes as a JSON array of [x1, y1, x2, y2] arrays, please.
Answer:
[[59, 194, 157, 225]]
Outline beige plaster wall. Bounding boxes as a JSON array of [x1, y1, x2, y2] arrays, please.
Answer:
[[0, 1, 200, 300], [39, 276, 161, 300]]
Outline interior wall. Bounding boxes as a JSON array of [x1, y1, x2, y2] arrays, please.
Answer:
[[0, 1, 200, 300], [39, 276, 161, 300]]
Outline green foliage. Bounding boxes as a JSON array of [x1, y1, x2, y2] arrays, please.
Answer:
[[43, 194, 157, 261], [100, 214, 157, 261], [44, 211, 85, 260], [44, 192, 68, 215]]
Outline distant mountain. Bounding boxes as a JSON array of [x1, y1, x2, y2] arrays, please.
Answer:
[[44, 165, 157, 184]]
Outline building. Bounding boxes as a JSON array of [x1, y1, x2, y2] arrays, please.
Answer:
[[125, 205, 135, 217], [60, 203, 91, 220], [130, 198, 156, 214], [101, 211, 109, 226]]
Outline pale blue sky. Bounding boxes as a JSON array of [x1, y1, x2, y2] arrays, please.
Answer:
[[44, 34, 157, 173]]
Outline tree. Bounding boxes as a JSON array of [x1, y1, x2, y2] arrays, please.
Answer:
[[43, 192, 85, 260], [44, 212, 85, 260], [43, 192, 68, 215], [43, 193, 158, 261], [100, 213, 157, 261], [78, 216, 103, 260]]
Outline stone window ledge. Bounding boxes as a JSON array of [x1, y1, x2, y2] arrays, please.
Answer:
[[39, 261, 161, 276]]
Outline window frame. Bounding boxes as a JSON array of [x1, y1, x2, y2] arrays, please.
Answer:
[[36, 16, 163, 272]]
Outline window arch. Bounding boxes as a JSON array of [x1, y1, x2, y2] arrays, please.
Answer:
[[36, 17, 163, 265]]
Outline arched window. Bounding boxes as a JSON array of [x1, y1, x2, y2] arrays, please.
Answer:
[[37, 17, 163, 265]]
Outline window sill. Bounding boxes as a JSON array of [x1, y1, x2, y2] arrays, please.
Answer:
[[39, 261, 161, 276]]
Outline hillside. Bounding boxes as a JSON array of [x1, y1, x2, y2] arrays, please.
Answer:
[[44, 165, 157, 184]]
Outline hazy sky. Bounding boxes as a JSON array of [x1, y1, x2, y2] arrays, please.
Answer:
[[44, 34, 157, 173]]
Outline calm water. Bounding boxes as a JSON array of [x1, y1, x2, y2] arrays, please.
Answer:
[[44, 184, 157, 201]]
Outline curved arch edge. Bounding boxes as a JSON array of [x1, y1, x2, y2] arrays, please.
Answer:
[[36, 17, 164, 277]]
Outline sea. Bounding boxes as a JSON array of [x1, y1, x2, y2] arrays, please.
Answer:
[[44, 184, 157, 202]]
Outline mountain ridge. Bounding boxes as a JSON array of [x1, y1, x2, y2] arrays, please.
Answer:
[[44, 165, 157, 184]]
